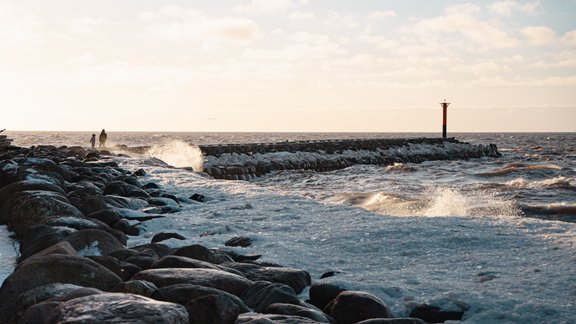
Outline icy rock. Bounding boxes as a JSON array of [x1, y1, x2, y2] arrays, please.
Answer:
[[324, 291, 392, 324]]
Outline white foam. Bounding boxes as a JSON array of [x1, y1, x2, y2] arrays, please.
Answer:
[[139, 140, 205, 171]]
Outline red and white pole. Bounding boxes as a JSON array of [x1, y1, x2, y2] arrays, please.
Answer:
[[440, 99, 450, 138]]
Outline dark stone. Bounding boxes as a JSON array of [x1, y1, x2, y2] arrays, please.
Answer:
[[190, 193, 206, 202], [131, 268, 253, 297], [143, 182, 161, 190], [151, 255, 244, 276], [131, 243, 174, 258], [323, 291, 392, 324], [264, 303, 332, 323], [19, 225, 77, 260], [223, 262, 311, 293], [18, 301, 61, 324], [152, 232, 186, 243], [356, 319, 427, 324], [88, 255, 142, 281], [309, 282, 347, 310], [173, 244, 216, 263], [25, 241, 78, 261], [409, 304, 464, 323], [111, 280, 158, 297], [134, 168, 147, 176], [112, 219, 140, 236], [0, 180, 65, 209], [124, 249, 160, 270], [225, 236, 254, 247], [186, 294, 250, 324], [64, 229, 126, 256], [153, 284, 249, 310], [107, 248, 139, 261], [319, 270, 340, 279], [0, 254, 122, 323], [45, 293, 188, 323], [236, 313, 322, 323], [17, 283, 84, 315], [240, 281, 302, 313], [0, 190, 83, 236]]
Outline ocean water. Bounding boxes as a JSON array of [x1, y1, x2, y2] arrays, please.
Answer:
[[2, 131, 576, 322]]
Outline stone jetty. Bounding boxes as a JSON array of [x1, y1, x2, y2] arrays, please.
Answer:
[[0, 144, 465, 323], [0, 129, 12, 148], [199, 138, 501, 180]]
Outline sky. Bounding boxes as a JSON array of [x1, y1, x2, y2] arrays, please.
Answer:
[[1, 0, 575, 132]]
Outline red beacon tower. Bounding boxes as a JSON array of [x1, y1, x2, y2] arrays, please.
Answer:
[[440, 99, 450, 138]]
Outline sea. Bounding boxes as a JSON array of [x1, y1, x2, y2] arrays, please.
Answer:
[[1, 131, 576, 323]]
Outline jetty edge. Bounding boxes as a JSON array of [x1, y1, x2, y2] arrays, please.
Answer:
[[0, 137, 496, 323], [119, 137, 501, 180]]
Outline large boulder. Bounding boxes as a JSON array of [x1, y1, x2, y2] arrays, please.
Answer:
[[0, 180, 66, 209], [0, 254, 122, 323], [0, 190, 83, 236], [153, 283, 249, 309], [19, 225, 77, 260], [132, 268, 253, 297], [46, 293, 188, 323], [173, 244, 217, 263], [323, 291, 392, 324], [186, 294, 249, 324], [151, 255, 243, 276], [236, 313, 324, 323], [241, 281, 302, 313], [308, 282, 347, 310], [223, 262, 311, 293], [64, 229, 126, 256], [88, 255, 142, 281], [264, 303, 332, 323]]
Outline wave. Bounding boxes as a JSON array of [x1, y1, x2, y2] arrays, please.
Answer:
[[145, 140, 205, 171], [504, 176, 576, 190], [329, 187, 521, 217], [477, 163, 562, 177], [521, 204, 576, 221], [385, 163, 417, 172]]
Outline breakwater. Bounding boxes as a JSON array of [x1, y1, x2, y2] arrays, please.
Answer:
[[0, 144, 463, 323], [199, 138, 501, 180]]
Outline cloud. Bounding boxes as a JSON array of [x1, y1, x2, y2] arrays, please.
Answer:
[[489, 1, 540, 16], [141, 6, 260, 42], [234, 0, 307, 15], [521, 26, 556, 46], [561, 30, 576, 47], [368, 10, 397, 20], [402, 4, 520, 49], [68, 17, 113, 35], [0, 4, 41, 44], [290, 11, 315, 20]]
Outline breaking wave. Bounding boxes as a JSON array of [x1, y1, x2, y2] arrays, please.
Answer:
[[146, 140, 205, 171]]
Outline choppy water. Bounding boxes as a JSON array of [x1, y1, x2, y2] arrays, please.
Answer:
[[8, 131, 576, 222]]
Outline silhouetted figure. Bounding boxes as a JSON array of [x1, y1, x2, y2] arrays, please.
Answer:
[[99, 129, 107, 148], [89, 134, 96, 149]]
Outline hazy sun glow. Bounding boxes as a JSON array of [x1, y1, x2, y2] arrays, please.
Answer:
[[1, 0, 575, 132]]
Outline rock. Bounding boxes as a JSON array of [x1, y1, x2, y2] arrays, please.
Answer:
[[319, 270, 340, 279], [152, 232, 186, 243], [409, 304, 464, 323], [236, 313, 324, 324], [241, 281, 302, 313], [143, 182, 161, 190], [132, 268, 253, 297], [0, 254, 122, 323], [190, 193, 206, 202], [264, 303, 332, 323], [151, 255, 243, 276], [46, 293, 188, 323], [107, 248, 139, 261], [0, 190, 83, 236], [323, 291, 392, 324], [173, 244, 217, 263], [111, 280, 158, 297], [223, 262, 311, 293], [64, 229, 126, 256], [25, 241, 78, 261], [18, 301, 61, 324], [134, 168, 147, 176], [103, 181, 143, 197], [308, 282, 347, 310], [88, 255, 142, 281], [19, 225, 77, 260], [0, 179, 65, 209], [85, 209, 121, 226], [131, 243, 174, 258], [124, 249, 160, 270], [186, 294, 249, 324], [153, 284, 249, 310], [17, 283, 84, 314], [225, 236, 254, 247], [356, 319, 427, 324]]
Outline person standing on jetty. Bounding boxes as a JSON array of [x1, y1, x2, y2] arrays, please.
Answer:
[[99, 129, 107, 148], [89, 134, 96, 149]]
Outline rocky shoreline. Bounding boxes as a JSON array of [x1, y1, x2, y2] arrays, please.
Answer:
[[0, 144, 466, 323]]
